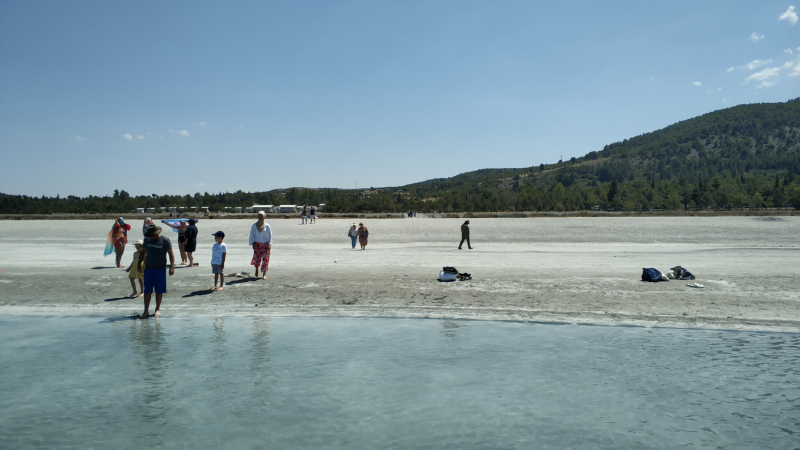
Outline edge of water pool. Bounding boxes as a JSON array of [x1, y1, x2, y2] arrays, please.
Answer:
[[2, 304, 799, 333]]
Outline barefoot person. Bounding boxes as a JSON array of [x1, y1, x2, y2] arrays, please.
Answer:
[[125, 239, 145, 298], [161, 219, 189, 264], [458, 220, 472, 250], [138, 225, 175, 319], [184, 219, 198, 267], [249, 211, 272, 280], [357, 222, 369, 250], [104, 217, 131, 267], [210, 231, 227, 291], [347, 223, 358, 249]]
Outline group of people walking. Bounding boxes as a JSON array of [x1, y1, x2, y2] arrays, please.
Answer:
[[347, 222, 369, 250]]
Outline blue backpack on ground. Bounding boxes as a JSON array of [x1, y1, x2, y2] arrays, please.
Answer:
[[641, 268, 662, 282]]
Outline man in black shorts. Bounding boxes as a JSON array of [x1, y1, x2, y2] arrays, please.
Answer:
[[138, 225, 175, 318]]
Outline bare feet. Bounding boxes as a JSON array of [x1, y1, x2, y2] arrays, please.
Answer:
[[139, 312, 150, 319], [211, 286, 217, 291], [262, 275, 267, 280], [216, 286, 224, 291], [118, 264, 125, 268], [154, 310, 161, 317], [129, 292, 138, 298], [137, 293, 143, 298]]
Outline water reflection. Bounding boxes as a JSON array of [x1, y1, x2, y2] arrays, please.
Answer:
[[248, 317, 272, 411], [128, 318, 170, 445]]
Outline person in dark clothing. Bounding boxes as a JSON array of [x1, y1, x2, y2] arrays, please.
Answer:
[[184, 219, 198, 267], [458, 220, 472, 249], [138, 225, 175, 318]]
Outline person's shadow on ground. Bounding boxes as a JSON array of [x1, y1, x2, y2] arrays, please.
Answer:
[[183, 290, 214, 298], [99, 316, 139, 323], [91, 267, 118, 270], [104, 296, 131, 302], [226, 278, 260, 286]]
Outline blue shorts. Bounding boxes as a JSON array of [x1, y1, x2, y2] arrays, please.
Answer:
[[143, 268, 167, 294]]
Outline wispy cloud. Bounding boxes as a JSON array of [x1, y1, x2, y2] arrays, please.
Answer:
[[792, 64, 800, 77], [750, 32, 765, 42], [123, 133, 133, 140], [177, 130, 190, 137], [72, 136, 86, 142], [136, 135, 145, 140], [239, 124, 245, 129], [692, 81, 702, 87], [727, 67, 734, 73], [785, 48, 794, 54], [198, 122, 208, 127], [744, 67, 781, 87], [779, 5, 798, 25], [785, 61, 795, 68], [745, 59, 772, 70]]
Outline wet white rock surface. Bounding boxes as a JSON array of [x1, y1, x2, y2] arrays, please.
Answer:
[[1, 217, 798, 331]]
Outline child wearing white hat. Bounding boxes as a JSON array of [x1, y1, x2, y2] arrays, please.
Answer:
[[125, 240, 145, 297]]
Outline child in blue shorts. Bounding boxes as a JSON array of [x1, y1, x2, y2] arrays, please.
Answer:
[[211, 231, 227, 291]]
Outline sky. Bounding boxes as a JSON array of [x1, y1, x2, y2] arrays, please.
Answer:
[[1, 1, 799, 197]]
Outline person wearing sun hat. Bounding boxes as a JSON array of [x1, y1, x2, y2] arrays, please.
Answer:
[[137, 225, 175, 319]]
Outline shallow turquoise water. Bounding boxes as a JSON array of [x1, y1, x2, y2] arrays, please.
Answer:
[[1, 316, 798, 449]]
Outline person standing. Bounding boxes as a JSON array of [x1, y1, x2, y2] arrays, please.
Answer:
[[310, 206, 316, 224], [184, 219, 198, 267], [210, 231, 227, 291], [347, 223, 358, 249], [104, 217, 130, 267], [125, 239, 145, 298], [161, 219, 189, 264], [301, 206, 307, 224], [138, 225, 175, 319], [357, 222, 369, 250], [249, 211, 273, 280], [458, 220, 472, 250]]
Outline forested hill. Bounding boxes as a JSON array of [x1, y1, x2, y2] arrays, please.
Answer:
[[2, 98, 800, 214], [390, 98, 800, 211]]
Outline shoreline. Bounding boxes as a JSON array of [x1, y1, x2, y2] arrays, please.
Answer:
[[3, 304, 800, 333]]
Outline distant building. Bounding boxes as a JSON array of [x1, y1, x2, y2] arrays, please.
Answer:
[[278, 204, 297, 213], [252, 204, 274, 213], [136, 207, 144, 214], [318, 203, 325, 212], [235, 207, 242, 213]]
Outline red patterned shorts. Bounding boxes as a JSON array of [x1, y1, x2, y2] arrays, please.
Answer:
[[251, 242, 270, 272]]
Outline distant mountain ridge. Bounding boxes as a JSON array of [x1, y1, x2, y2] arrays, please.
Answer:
[[2, 98, 799, 213]]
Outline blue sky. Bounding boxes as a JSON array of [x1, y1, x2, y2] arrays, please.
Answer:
[[1, 1, 798, 197]]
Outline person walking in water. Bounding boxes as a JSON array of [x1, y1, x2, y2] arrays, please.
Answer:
[[249, 211, 272, 280], [458, 220, 472, 250], [138, 225, 175, 319]]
